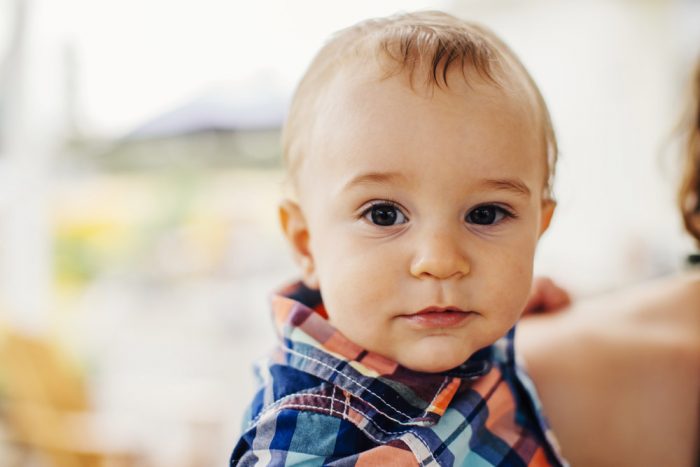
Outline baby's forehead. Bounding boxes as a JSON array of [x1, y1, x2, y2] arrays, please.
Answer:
[[312, 61, 543, 149], [309, 53, 546, 148], [300, 70, 541, 182], [285, 65, 548, 205]]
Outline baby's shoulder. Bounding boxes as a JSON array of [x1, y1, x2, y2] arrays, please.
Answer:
[[244, 359, 329, 425]]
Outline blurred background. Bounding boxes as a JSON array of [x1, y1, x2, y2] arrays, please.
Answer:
[[0, 0, 698, 465]]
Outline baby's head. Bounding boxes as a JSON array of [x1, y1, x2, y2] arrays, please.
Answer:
[[279, 11, 557, 373]]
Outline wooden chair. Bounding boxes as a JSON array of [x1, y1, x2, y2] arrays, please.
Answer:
[[0, 326, 143, 467]]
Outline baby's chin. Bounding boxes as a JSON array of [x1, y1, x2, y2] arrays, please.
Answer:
[[391, 339, 482, 374]]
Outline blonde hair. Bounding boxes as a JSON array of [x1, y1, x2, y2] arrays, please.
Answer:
[[282, 11, 558, 199], [679, 58, 700, 244]]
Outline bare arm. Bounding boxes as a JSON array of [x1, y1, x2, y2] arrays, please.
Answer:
[[517, 272, 700, 467]]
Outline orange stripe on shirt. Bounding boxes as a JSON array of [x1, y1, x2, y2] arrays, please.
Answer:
[[427, 377, 461, 416], [355, 444, 419, 466]]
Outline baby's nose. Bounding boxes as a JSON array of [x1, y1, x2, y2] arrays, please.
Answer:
[[409, 230, 470, 280]]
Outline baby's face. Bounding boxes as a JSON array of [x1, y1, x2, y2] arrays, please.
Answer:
[[284, 67, 554, 373]]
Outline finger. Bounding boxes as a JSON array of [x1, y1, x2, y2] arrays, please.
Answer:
[[523, 277, 571, 316]]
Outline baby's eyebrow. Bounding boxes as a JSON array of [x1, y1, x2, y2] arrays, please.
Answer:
[[481, 178, 532, 197], [341, 172, 532, 198], [341, 171, 407, 191]]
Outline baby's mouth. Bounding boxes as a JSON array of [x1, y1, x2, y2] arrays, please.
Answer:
[[401, 306, 475, 328]]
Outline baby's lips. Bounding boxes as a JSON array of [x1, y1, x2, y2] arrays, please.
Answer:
[[413, 306, 468, 315], [402, 307, 475, 328]]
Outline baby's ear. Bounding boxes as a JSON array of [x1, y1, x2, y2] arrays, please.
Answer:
[[278, 199, 319, 289], [539, 199, 556, 237]]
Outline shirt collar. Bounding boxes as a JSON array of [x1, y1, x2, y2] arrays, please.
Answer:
[[270, 281, 496, 426]]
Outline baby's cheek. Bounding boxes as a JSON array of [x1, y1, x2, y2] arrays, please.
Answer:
[[511, 250, 535, 294], [494, 267, 533, 321]]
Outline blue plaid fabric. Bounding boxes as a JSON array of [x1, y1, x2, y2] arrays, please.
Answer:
[[231, 283, 567, 466]]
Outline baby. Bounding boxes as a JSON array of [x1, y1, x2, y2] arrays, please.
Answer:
[[232, 11, 566, 467]]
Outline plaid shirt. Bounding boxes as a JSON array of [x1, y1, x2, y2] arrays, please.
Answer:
[[231, 283, 567, 466]]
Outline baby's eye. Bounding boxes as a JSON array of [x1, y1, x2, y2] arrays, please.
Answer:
[[465, 205, 510, 225], [363, 202, 408, 226]]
